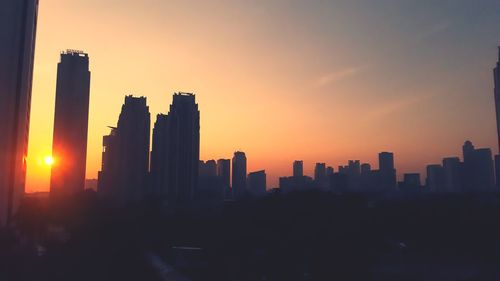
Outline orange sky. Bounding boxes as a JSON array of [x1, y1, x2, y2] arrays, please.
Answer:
[[26, 0, 500, 192]]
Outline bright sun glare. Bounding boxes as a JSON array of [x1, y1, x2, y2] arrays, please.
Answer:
[[43, 155, 54, 166]]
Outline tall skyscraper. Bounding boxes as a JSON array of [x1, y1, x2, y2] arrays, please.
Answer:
[[217, 159, 231, 199], [494, 47, 500, 152], [247, 170, 267, 196], [426, 164, 445, 192], [232, 151, 247, 199], [293, 160, 304, 177], [150, 93, 200, 205], [493, 48, 500, 188], [462, 141, 495, 192], [98, 96, 150, 203], [50, 50, 91, 198], [217, 159, 231, 189], [199, 160, 217, 177], [0, 0, 38, 226], [314, 163, 326, 182], [442, 157, 462, 192], [379, 152, 395, 172], [378, 152, 396, 192]]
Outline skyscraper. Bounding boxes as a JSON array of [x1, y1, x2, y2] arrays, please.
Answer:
[[232, 151, 247, 199], [247, 170, 267, 196], [0, 0, 38, 226], [378, 152, 396, 192], [293, 160, 304, 177], [217, 159, 231, 188], [217, 159, 231, 198], [494, 47, 500, 152], [442, 157, 462, 192], [97, 96, 150, 203], [314, 163, 326, 182], [150, 93, 200, 205], [462, 141, 495, 192], [50, 50, 91, 198], [426, 164, 445, 192]]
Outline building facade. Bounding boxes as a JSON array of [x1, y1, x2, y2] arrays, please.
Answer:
[[50, 50, 91, 198], [247, 170, 267, 196], [98, 96, 150, 203], [150, 93, 200, 205], [232, 151, 247, 199], [0, 0, 39, 226]]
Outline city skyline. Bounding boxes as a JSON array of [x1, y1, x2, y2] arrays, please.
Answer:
[[27, 0, 500, 191]]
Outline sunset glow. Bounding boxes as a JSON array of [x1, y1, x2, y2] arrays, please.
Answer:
[[25, 0, 500, 192]]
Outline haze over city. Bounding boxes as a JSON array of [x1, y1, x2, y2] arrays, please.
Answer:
[[26, 0, 500, 192]]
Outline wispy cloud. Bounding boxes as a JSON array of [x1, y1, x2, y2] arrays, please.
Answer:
[[364, 94, 432, 120], [417, 21, 452, 40], [316, 65, 369, 87]]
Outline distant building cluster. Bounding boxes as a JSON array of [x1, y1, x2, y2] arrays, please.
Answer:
[[279, 141, 496, 194]]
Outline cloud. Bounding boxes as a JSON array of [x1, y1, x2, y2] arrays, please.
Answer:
[[364, 94, 432, 120], [316, 65, 369, 87], [417, 21, 452, 40]]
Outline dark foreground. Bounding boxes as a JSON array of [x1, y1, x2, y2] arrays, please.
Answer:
[[2, 190, 500, 281]]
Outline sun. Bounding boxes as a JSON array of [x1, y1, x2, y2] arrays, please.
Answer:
[[43, 155, 55, 166]]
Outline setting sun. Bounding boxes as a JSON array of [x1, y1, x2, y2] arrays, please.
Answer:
[[43, 155, 55, 166]]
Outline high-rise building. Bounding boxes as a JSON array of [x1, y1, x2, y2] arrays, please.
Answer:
[[0, 0, 39, 226], [378, 152, 396, 191], [426, 164, 445, 192], [247, 170, 267, 196], [50, 50, 91, 198], [293, 160, 304, 177], [360, 163, 371, 174], [326, 166, 334, 177], [150, 114, 168, 196], [232, 151, 247, 199], [217, 159, 231, 188], [97, 96, 150, 203], [199, 160, 217, 177], [462, 141, 495, 191], [492, 48, 500, 188], [150, 93, 200, 205], [403, 173, 421, 188], [494, 47, 500, 152], [217, 159, 231, 198], [379, 152, 395, 172], [442, 157, 462, 192], [314, 163, 326, 182]]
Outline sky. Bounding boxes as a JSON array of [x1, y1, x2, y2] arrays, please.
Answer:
[[27, 0, 500, 192]]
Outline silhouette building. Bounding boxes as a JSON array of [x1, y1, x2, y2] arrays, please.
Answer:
[[462, 141, 495, 191], [50, 50, 91, 198], [493, 48, 500, 187], [232, 151, 247, 199], [247, 170, 267, 196], [378, 152, 397, 192], [326, 166, 334, 177], [280, 160, 315, 192], [442, 157, 462, 192], [494, 47, 500, 152], [314, 163, 328, 189], [0, 0, 38, 226], [402, 173, 421, 190], [217, 159, 231, 198], [98, 96, 150, 203], [150, 93, 200, 205], [198, 160, 224, 202], [199, 160, 217, 177], [426, 164, 445, 192], [293, 160, 304, 177]]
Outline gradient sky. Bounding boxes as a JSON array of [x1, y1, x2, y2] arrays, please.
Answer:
[[27, 0, 500, 192]]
